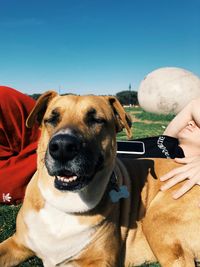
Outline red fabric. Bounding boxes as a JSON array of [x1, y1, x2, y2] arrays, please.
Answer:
[[0, 86, 40, 204]]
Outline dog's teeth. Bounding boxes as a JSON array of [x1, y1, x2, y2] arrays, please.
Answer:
[[57, 175, 78, 183]]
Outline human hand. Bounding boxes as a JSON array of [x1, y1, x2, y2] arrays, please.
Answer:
[[160, 156, 200, 199]]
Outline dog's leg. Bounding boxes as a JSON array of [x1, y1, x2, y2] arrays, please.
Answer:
[[157, 249, 195, 267], [143, 203, 196, 267], [0, 235, 34, 267], [143, 233, 196, 267], [144, 240, 195, 267]]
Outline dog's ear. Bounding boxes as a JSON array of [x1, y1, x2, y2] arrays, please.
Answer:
[[106, 96, 132, 139], [26, 90, 58, 128]]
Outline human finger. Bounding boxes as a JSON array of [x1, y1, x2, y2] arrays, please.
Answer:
[[160, 165, 189, 181], [172, 179, 196, 199], [160, 172, 190, 191]]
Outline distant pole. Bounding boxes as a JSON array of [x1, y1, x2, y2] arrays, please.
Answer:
[[129, 83, 131, 107]]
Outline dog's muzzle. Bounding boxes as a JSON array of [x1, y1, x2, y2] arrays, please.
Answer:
[[45, 133, 104, 192]]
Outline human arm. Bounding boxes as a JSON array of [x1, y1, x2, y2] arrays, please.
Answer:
[[163, 98, 200, 138], [160, 156, 200, 200], [160, 98, 200, 201]]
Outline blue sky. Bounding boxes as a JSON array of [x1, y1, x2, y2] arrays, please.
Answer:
[[0, 0, 199, 95]]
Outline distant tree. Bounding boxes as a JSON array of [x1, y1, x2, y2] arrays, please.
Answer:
[[116, 90, 138, 106], [29, 93, 41, 100]]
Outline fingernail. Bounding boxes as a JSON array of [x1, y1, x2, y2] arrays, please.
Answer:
[[172, 193, 178, 199]]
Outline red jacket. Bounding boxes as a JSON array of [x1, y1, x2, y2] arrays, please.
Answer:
[[0, 86, 40, 204]]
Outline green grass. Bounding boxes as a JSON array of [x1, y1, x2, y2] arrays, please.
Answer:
[[117, 121, 167, 140], [117, 107, 174, 140], [133, 110, 175, 122], [0, 107, 173, 267]]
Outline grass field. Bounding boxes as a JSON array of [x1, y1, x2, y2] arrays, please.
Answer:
[[0, 107, 175, 267], [117, 106, 174, 140]]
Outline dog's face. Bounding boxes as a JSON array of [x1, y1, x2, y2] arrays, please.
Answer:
[[26, 91, 132, 211]]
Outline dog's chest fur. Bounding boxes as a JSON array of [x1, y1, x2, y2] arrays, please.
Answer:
[[24, 202, 96, 266]]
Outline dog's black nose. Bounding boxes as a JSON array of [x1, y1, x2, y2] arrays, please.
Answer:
[[49, 134, 82, 161]]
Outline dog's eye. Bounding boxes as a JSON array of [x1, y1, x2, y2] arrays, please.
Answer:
[[44, 110, 60, 126], [85, 109, 106, 126], [91, 117, 106, 124], [86, 116, 106, 126]]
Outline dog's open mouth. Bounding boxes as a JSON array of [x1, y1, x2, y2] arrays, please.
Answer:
[[54, 173, 91, 191]]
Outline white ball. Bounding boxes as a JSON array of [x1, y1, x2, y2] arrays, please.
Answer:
[[138, 67, 200, 114]]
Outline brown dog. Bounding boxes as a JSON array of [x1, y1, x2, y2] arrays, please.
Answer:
[[0, 92, 200, 267]]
